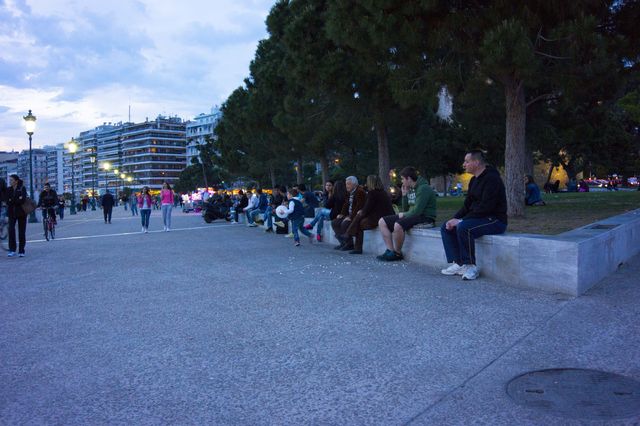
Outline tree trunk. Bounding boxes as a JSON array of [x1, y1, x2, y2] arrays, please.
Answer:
[[374, 110, 391, 191], [319, 156, 329, 185], [200, 160, 209, 189], [269, 163, 276, 189], [296, 158, 304, 184], [504, 77, 526, 217], [546, 162, 555, 184]]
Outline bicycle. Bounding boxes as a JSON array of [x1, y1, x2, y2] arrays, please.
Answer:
[[42, 207, 56, 241]]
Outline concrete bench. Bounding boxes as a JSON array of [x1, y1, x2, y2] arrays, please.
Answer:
[[292, 209, 640, 296]]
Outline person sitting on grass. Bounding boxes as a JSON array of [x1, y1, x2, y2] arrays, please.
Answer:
[[332, 176, 366, 251], [283, 188, 314, 247], [341, 175, 394, 254], [377, 166, 436, 262], [525, 175, 546, 206], [440, 150, 507, 281]]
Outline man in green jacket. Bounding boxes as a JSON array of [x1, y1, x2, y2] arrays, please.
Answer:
[[377, 166, 436, 261]]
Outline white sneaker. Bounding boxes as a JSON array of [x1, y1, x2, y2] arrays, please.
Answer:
[[142, 227, 145, 233], [461, 265, 479, 280], [248, 223, 258, 227], [285, 232, 294, 238], [7, 251, 15, 257], [441, 263, 464, 275], [144, 227, 149, 233], [166, 227, 170, 232], [18, 253, 25, 257]]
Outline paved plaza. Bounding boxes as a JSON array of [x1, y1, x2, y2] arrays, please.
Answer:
[[1, 207, 639, 424]]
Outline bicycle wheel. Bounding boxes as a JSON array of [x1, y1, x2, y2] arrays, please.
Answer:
[[50, 223, 55, 240]]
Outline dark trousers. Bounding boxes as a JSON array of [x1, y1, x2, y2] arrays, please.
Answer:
[[332, 217, 353, 246], [346, 215, 378, 250], [8, 215, 27, 254], [58, 206, 64, 220], [440, 218, 507, 265], [103, 207, 113, 223]]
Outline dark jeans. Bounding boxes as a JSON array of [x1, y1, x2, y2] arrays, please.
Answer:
[[8, 215, 27, 253], [140, 209, 151, 228], [440, 218, 507, 265], [291, 217, 312, 242], [58, 206, 64, 220], [103, 207, 113, 223], [345, 215, 378, 250], [332, 217, 353, 246]]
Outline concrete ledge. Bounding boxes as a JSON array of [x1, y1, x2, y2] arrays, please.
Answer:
[[293, 209, 640, 296]]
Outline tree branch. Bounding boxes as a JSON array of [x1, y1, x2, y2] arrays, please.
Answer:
[[526, 93, 560, 107], [534, 50, 571, 60]]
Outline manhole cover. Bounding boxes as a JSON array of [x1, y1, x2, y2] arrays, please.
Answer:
[[507, 369, 640, 420]]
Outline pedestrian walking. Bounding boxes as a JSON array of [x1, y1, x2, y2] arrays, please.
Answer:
[[6, 174, 28, 257], [138, 186, 153, 233], [57, 195, 65, 220], [130, 192, 138, 216], [101, 190, 114, 224], [160, 182, 174, 232]]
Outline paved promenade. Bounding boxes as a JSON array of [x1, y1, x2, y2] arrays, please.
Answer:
[[1, 207, 639, 424]]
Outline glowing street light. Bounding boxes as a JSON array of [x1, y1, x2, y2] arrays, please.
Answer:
[[67, 139, 78, 215], [23, 110, 38, 223]]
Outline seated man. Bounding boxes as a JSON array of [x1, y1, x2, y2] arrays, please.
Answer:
[[377, 166, 436, 261], [247, 189, 269, 227], [243, 189, 259, 225], [342, 175, 394, 254], [263, 186, 285, 233], [331, 176, 365, 251], [440, 150, 507, 281]]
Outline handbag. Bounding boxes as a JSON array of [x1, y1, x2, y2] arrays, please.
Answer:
[[22, 197, 37, 215]]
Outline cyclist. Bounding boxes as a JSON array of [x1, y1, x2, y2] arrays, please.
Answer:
[[38, 183, 58, 235]]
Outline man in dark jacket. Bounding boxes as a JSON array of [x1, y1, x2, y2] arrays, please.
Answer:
[[332, 176, 366, 251], [37, 183, 58, 226], [440, 150, 507, 281], [377, 166, 437, 261], [101, 190, 115, 224]]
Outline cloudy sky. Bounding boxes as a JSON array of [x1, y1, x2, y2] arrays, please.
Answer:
[[0, 0, 274, 151]]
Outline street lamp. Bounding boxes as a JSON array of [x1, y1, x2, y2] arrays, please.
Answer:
[[103, 161, 111, 195], [23, 110, 38, 223], [90, 151, 97, 210], [68, 139, 78, 215], [120, 173, 126, 197]]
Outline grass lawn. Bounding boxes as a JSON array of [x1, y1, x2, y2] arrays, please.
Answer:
[[435, 190, 640, 235]]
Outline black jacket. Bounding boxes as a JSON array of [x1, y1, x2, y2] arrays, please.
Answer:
[[455, 166, 508, 224], [7, 184, 28, 218], [326, 193, 346, 220], [38, 189, 58, 208], [358, 188, 395, 222], [102, 193, 115, 209]]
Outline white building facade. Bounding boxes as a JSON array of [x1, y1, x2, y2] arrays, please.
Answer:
[[186, 107, 221, 164]]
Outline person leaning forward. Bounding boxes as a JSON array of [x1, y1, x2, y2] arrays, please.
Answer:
[[377, 166, 436, 261], [440, 149, 507, 281], [332, 176, 365, 251]]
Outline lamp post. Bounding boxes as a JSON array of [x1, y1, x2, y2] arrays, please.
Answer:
[[23, 110, 38, 223], [90, 151, 97, 210], [103, 161, 111, 196], [68, 139, 78, 215], [114, 169, 119, 205]]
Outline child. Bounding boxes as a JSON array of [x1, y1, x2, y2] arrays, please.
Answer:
[[284, 188, 314, 246]]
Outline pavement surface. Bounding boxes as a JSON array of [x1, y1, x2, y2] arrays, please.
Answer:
[[1, 206, 639, 425]]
